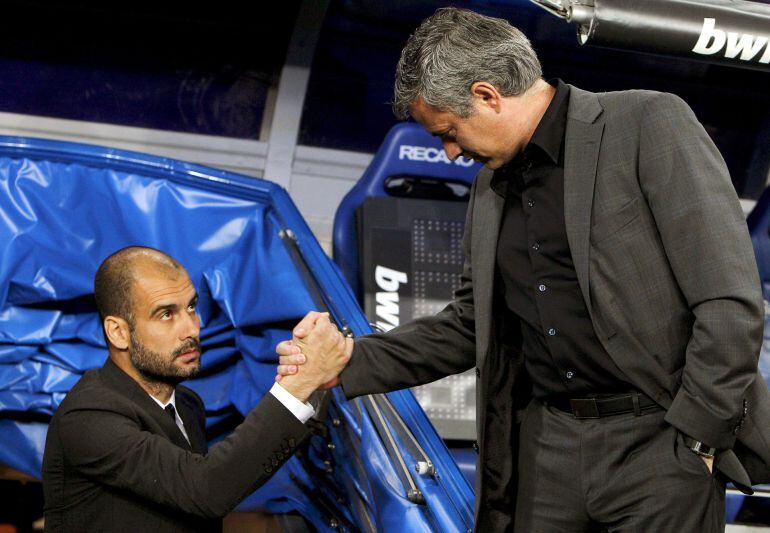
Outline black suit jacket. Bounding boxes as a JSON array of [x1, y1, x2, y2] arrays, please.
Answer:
[[43, 358, 309, 532]]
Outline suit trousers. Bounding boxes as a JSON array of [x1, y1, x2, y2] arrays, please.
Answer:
[[514, 399, 726, 532]]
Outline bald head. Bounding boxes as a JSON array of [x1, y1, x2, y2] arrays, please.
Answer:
[[94, 246, 184, 328]]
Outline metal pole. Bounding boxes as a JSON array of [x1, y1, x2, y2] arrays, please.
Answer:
[[263, 0, 329, 189]]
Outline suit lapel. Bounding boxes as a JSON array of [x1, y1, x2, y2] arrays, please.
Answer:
[[563, 86, 605, 313], [471, 167, 506, 368], [100, 358, 193, 451]]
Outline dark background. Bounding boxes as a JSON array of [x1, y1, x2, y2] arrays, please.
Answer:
[[0, 0, 767, 196]]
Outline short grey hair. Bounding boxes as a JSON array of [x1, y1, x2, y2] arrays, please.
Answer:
[[393, 7, 542, 119]]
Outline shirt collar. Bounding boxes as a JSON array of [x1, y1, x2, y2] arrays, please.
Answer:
[[527, 78, 570, 165], [149, 389, 177, 410], [490, 79, 570, 196]]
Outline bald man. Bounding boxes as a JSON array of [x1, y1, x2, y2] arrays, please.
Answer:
[[42, 246, 348, 533]]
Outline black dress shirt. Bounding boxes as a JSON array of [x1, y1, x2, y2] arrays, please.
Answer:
[[493, 79, 632, 399]]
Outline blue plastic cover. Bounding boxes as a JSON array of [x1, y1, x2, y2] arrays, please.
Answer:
[[748, 187, 770, 300], [332, 122, 482, 297], [0, 136, 473, 531]]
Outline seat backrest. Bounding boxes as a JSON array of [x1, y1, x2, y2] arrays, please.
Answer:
[[332, 122, 481, 298]]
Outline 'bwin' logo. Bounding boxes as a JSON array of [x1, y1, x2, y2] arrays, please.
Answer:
[[692, 18, 770, 64]]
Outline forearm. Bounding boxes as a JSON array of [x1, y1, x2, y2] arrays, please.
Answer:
[[61, 393, 310, 518], [180, 393, 310, 516], [665, 296, 762, 448], [659, 186, 762, 448], [638, 93, 764, 448], [341, 302, 476, 398]]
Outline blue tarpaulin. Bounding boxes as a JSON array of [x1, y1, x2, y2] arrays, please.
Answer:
[[0, 136, 474, 531]]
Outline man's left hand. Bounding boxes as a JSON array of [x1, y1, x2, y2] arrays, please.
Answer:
[[701, 455, 714, 473], [275, 313, 352, 397]]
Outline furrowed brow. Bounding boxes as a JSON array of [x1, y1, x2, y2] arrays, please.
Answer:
[[150, 302, 179, 316]]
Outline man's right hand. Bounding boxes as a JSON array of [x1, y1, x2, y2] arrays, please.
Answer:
[[276, 312, 353, 401]]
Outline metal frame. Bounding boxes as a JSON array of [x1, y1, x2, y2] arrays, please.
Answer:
[[263, 0, 330, 189], [0, 134, 474, 530]]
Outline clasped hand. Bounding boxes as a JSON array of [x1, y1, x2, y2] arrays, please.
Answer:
[[275, 312, 353, 401]]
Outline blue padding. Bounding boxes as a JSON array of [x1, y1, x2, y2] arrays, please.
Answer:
[[748, 190, 770, 388], [0, 136, 473, 531], [747, 187, 770, 300], [332, 122, 481, 297], [759, 302, 770, 392], [725, 493, 745, 523], [448, 446, 477, 491], [0, 419, 48, 477]]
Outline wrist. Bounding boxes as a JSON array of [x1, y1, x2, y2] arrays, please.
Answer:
[[682, 434, 717, 458], [278, 376, 314, 403]]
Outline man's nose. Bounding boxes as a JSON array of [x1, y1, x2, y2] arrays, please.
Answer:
[[442, 140, 462, 161], [179, 310, 200, 340]]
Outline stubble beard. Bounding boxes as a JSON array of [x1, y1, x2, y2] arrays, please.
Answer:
[[129, 329, 202, 386]]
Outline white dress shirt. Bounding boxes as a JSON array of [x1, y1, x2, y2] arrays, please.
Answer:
[[268, 382, 315, 423], [149, 390, 190, 444], [149, 383, 315, 440]]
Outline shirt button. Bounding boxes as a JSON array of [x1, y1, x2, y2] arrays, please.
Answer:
[[547, 328, 556, 336], [538, 284, 547, 293], [532, 243, 540, 251], [565, 371, 574, 380], [527, 199, 535, 208]]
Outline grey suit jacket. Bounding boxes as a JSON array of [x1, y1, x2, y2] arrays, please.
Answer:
[[341, 86, 770, 531]]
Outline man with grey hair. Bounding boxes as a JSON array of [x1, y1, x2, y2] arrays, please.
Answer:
[[278, 7, 770, 531]]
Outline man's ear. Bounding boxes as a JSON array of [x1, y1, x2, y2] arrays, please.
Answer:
[[470, 81, 502, 112], [104, 316, 130, 351]]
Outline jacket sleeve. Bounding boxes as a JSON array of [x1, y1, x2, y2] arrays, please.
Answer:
[[56, 392, 310, 518], [341, 179, 479, 399], [638, 92, 764, 449]]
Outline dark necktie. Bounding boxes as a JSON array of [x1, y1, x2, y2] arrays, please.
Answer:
[[164, 404, 177, 424], [164, 403, 191, 446]]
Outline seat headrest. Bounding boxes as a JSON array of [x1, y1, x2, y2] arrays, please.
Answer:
[[332, 122, 482, 299], [370, 122, 480, 182]]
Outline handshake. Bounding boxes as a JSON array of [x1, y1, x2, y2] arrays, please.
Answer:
[[274, 311, 354, 402]]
